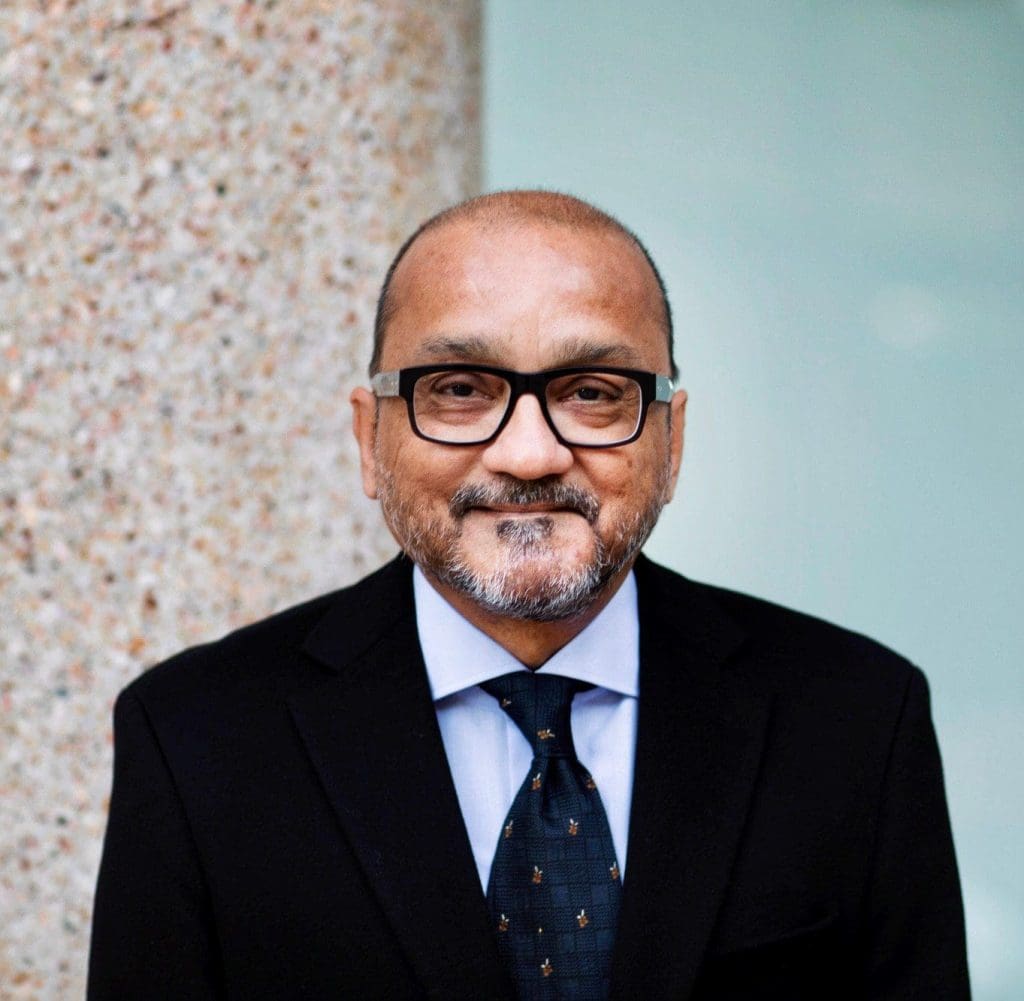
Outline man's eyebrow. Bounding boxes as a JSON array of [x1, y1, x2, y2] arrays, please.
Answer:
[[547, 338, 644, 368], [420, 335, 501, 363], [418, 335, 646, 369]]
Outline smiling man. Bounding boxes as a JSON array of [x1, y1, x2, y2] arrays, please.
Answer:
[[89, 192, 970, 1000], [352, 199, 684, 665]]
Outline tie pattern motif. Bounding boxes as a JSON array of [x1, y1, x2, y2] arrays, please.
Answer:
[[482, 672, 622, 1000]]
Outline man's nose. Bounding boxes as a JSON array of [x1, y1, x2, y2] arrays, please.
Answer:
[[480, 393, 574, 480]]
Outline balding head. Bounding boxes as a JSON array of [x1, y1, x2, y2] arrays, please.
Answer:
[[370, 190, 676, 379]]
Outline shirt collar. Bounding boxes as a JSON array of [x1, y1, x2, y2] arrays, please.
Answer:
[[413, 565, 640, 701]]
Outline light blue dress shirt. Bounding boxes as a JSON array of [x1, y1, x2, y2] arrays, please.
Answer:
[[413, 566, 640, 893]]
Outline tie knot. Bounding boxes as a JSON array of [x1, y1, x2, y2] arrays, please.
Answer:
[[481, 672, 588, 759]]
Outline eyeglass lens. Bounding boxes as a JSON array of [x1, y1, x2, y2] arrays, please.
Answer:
[[411, 369, 644, 445]]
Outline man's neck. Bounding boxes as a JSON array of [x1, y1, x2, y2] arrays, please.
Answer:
[[417, 563, 635, 669]]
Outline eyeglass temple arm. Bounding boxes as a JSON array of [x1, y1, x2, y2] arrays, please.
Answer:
[[654, 375, 675, 402], [370, 371, 400, 396]]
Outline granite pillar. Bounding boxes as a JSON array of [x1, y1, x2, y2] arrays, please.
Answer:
[[0, 2, 480, 994]]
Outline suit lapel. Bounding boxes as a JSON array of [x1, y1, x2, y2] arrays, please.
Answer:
[[288, 557, 514, 1001], [610, 558, 773, 1000]]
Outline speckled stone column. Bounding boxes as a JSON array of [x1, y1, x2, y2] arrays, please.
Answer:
[[0, 2, 480, 994]]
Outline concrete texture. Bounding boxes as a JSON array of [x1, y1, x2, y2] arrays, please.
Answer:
[[0, 2, 480, 995]]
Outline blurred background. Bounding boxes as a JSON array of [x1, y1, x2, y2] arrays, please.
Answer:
[[2, 1, 1020, 997], [486, 1, 1023, 997]]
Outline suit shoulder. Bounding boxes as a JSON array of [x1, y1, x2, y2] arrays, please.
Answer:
[[638, 555, 920, 689], [717, 582, 910, 668], [122, 556, 410, 711]]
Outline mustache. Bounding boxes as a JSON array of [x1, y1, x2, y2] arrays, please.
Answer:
[[449, 480, 600, 525]]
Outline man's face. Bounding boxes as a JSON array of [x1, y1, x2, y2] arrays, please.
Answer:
[[352, 219, 686, 621]]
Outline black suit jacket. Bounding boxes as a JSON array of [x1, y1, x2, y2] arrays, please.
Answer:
[[88, 554, 969, 1000]]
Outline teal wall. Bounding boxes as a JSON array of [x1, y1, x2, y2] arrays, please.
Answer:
[[485, 2, 1023, 996]]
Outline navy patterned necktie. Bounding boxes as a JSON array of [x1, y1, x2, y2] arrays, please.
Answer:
[[481, 671, 622, 1000]]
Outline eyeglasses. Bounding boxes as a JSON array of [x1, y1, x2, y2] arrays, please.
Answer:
[[370, 364, 675, 448]]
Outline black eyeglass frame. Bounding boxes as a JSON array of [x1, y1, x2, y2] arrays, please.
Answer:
[[370, 363, 675, 448]]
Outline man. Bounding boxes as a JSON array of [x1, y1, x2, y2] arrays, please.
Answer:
[[88, 191, 970, 1000]]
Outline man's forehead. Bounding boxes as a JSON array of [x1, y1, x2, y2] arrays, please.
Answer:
[[376, 211, 672, 375], [394, 219, 660, 314]]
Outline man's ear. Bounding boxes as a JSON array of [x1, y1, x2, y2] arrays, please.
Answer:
[[349, 386, 379, 499], [664, 388, 687, 502]]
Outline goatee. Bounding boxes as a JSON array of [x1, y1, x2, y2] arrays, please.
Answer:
[[376, 470, 667, 621]]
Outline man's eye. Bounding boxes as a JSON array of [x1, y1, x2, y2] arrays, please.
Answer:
[[433, 378, 494, 399], [439, 381, 477, 397], [428, 376, 501, 401], [562, 381, 619, 403]]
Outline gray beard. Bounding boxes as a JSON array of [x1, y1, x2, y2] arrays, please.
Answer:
[[377, 473, 667, 621], [441, 519, 608, 621]]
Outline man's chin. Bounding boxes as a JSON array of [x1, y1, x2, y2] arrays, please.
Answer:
[[437, 551, 607, 622]]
